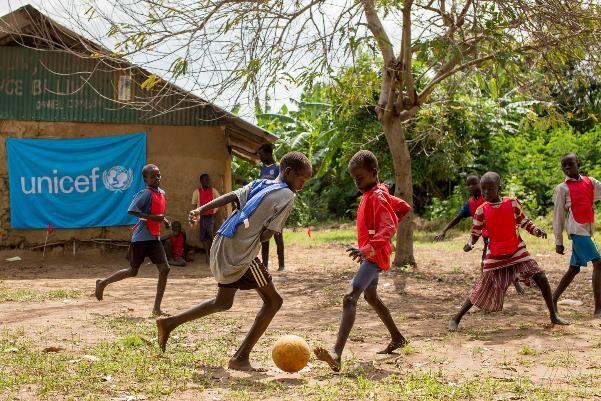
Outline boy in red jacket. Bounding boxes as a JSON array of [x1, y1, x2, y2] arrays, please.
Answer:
[[314, 150, 411, 372], [448, 172, 568, 331], [552, 153, 601, 316]]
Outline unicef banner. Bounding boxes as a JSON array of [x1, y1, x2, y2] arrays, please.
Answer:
[[6, 133, 146, 229]]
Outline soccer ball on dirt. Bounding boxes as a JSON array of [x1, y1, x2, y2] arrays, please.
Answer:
[[271, 335, 311, 373]]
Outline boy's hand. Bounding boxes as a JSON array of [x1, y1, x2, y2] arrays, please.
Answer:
[[434, 232, 446, 242], [556, 245, 565, 255], [188, 208, 203, 226], [163, 217, 171, 229], [346, 247, 365, 262], [463, 242, 473, 252], [534, 228, 547, 239]]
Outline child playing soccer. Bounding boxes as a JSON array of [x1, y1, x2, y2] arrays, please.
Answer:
[[435, 175, 524, 294], [448, 172, 568, 331], [552, 153, 601, 316], [314, 150, 411, 372], [257, 143, 285, 271], [95, 164, 171, 315], [156, 152, 312, 371]]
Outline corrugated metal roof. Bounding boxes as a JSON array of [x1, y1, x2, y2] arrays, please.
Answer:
[[0, 46, 222, 126]]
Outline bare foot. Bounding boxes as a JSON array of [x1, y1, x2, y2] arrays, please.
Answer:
[[551, 315, 570, 325], [156, 318, 173, 352], [94, 279, 104, 301], [377, 338, 408, 354], [278, 266, 285, 272], [313, 347, 341, 372], [448, 319, 460, 332], [593, 309, 601, 317], [227, 357, 267, 372]]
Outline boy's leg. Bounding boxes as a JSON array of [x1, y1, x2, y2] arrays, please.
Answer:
[[95, 243, 143, 301], [448, 298, 473, 331], [153, 262, 170, 314], [592, 259, 601, 316], [261, 240, 270, 270], [532, 272, 569, 325], [274, 231, 285, 271], [156, 286, 237, 351], [363, 286, 406, 353], [228, 281, 283, 371], [552, 265, 580, 311]]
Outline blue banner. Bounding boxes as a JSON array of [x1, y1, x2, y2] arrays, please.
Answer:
[[6, 133, 146, 229]]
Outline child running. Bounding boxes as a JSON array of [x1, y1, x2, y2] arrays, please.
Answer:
[[95, 164, 171, 315], [314, 150, 411, 372], [552, 153, 601, 316], [435, 175, 524, 293], [448, 171, 568, 331], [156, 152, 312, 371]]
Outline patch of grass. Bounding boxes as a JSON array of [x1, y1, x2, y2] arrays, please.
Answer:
[[0, 288, 84, 303], [545, 351, 576, 368], [401, 342, 418, 356], [471, 346, 483, 358], [519, 345, 537, 356]]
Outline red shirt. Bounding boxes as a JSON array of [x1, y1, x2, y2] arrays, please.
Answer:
[[198, 187, 216, 216], [170, 232, 185, 258], [357, 183, 411, 270]]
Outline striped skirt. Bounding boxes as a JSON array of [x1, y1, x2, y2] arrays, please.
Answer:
[[469, 259, 542, 311]]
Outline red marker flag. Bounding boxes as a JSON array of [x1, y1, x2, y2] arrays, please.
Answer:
[[47, 223, 55, 235], [307, 227, 311, 238]]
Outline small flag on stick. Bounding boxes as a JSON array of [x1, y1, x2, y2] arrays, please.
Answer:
[[43, 223, 55, 258]]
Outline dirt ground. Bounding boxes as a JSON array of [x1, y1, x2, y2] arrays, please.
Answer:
[[1, 235, 600, 400]]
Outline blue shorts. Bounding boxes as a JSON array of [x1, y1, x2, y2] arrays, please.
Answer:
[[569, 234, 601, 267], [351, 260, 382, 290]]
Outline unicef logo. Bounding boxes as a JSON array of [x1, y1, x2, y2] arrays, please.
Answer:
[[102, 166, 133, 192]]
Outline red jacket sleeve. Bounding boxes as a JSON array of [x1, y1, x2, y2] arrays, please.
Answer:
[[390, 195, 411, 221], [359, 192, 403, 255]]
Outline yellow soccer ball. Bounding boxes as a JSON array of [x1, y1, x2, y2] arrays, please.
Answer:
[[271, 335, 311, 373]]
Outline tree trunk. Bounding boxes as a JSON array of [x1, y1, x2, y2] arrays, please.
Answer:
[[382, 117, 415, 267]]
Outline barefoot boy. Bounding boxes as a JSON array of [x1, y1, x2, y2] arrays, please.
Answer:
[[435, 175, 524, 294], [552, 153, 601, 316], [156, 152, 312, 371], [95, 164, 171, 315], [448, 172, 568, 331], [314, 150, 411, 372]]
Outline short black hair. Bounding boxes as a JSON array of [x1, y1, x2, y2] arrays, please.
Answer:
[[142, 164, 158, 178], [481, 171, 501, 186], [172, 220, 181, 227], [280, 151, 312, 173], [561, 152, 579, 164], [466, 174, 480, 183], [199, 173, 209, 181], [348, 150, 378, 172], [258, 143, 274, 153]]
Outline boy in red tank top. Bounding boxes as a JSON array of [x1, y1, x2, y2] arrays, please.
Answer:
[[448, 172, 568, 331], [552, 153, 601, 316], [94, 164, 172, 315], [314, 150, 411, 372]]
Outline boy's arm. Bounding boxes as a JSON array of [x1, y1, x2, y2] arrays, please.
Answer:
[[358, 194, 399, 257], [435, 201, 470, 241], [191, 189, 199, 207], [464, 206, 484, 251], [552, 185, 566, 251], [160, 232, 174, 241], [128, 210, 165, 221], [591, 177, 601, 201], [128, 191, 164, 222], [191, 192, 239, 217], [513, 199, 546, 238], [261, 196, 295, 242]]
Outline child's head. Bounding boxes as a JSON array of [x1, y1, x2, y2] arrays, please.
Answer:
[[199, 173, 211, 188], [480, 172, 501, 202], [279, 151, 312, 192], [142, 164, 161, 188], [348, 150, 378, 193], [561, 153, 580, 179], [171, 221, 182, 234], [257, 143, 275, 165], [466, 175, 480, 196]]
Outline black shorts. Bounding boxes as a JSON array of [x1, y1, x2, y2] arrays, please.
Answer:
[[127, 240, 168, 268], [218, 258, 272, 290]]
